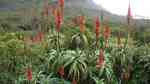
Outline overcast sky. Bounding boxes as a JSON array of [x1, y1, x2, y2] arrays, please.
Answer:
[[93, 0, 150, 19]]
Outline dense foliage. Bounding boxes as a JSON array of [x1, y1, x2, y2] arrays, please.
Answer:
[[0, 0, 150, 84], [0, 29, 150, 84]]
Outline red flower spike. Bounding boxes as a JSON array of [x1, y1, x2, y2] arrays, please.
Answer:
[[58, 66, 64, 77], [127, 1, 132, 24], [95, 16, 100, 47], [59, 0, 64, 8], [55, 9, 62, 32], [95, 17, 100, 31], [104, 24, 111, 40], [72, 79, 77, 84], [26, 67, 32, 81], [79, 16, 85, 33], [58, 0, 64, 22], [96, 49, 104, 69]]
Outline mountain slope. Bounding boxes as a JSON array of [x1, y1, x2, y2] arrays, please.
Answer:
[[0, 0, 120, 21], [0, 0, 149, 28], [0, 0, 34, 11]]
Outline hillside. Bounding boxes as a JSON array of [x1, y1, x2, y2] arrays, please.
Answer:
[[0, 0, 149, 30]]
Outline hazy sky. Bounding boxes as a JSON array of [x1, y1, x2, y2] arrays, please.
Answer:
[[93, 0, 150, 19]]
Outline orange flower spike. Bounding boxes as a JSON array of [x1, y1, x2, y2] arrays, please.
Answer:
[[53, 7, 58, 17], [55, 9, 62, 32], [51, 6, 56, 17], [127, 1, 132, 24], [104, 24, 111, 40], [58, 0, 64, 21], [58, 66, 65, 77], [79, 16, 85, 33], [59, 0, 64, 8], [26, 67, 32, 81]]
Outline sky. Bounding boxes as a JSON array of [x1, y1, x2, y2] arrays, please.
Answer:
[[93, 0, 150, 19]]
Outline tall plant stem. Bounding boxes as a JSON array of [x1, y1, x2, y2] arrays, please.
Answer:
[[57, 32, 60, 56], [125, 24, 131, 48]]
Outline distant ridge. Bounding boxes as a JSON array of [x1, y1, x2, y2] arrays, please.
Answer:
[[0, 0, 149, 28]]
